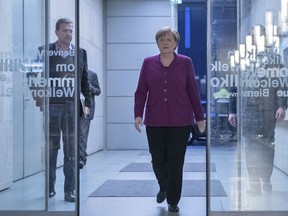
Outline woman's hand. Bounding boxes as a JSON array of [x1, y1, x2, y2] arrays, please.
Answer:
[[134, 117, 143, 133], [196, 120, 206, 133]]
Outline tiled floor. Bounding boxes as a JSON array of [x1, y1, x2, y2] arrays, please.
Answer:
[[79, 146, 207, 216], [1, 144, 288, 216], [79, 144, 288, 215]]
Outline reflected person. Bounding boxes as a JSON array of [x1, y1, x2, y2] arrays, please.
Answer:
[[37, 18, 91, 202], [79, 70, 101, 168], [229, 62, 286, 195], [134, 27, 205, 213]]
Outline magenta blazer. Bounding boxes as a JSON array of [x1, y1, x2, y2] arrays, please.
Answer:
[[134, 53, 205, 127]]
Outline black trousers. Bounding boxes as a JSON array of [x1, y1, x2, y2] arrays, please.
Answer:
[[243, 115, 276, 188], [146, 126, 191, 205], [49, 102, 75, 193], [79, 116, 91, 162], [244, 137, 275, 187]]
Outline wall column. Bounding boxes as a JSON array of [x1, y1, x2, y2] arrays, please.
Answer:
[[0, 0, 13, 190]]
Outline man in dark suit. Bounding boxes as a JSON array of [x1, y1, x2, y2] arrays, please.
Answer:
[[229, 71, 286, 195], [37, 18, 91, 202], [79, 70, 101, 168]]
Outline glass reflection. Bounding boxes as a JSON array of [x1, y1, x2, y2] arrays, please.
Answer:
[[0, 0, 80, 214], [209, 0, 288, 214], [0, 0, 46, 211]]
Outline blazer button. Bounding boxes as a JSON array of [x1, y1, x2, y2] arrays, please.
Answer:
[[163, 89, 167, 92], [164, 98, 167, 101]]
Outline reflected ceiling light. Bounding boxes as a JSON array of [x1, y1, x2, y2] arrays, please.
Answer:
[[239, 44, 246, 58], [265, 11, 274, 46], [230, 54, 235, 69], [229, 3, 284, 71], [234, 50, 240, 64], [279, 0, 288, 35], [245, 35, 252, 52]]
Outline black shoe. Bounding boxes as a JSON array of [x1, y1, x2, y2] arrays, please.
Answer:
[[156, 191, 166, 203], [79, 160, 85, 169], [168, 204, 179, 212], [49, 190, 56, 198], [64, 191, 75, 202]]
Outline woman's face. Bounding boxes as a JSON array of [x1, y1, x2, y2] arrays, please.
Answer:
[[157, 32, 177, 54]]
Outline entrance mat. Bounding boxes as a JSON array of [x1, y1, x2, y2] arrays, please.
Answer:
[[120, 163, 216, 172], [89, 180, 227, 197]]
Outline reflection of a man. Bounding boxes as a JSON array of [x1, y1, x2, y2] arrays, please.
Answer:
[[36, 18, 91, 202], [228, 25, 287, 196]]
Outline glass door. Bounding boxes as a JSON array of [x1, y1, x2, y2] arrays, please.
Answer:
[[208, 0, 288, 215], [0, 0, 46, 212], [0, 0, 79, 215]]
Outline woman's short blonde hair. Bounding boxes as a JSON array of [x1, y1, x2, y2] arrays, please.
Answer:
[[155, 26, 180, 45]]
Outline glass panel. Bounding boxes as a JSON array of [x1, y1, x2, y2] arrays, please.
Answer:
[[0, 0, 79, 215], [208, 0, 288, 215], [0, 0, 46, 211], [46, 0, 78, 213]]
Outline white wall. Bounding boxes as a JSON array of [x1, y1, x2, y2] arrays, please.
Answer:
[[80, 0, 105, 154], [0, 0, 13, 190], [106, 0, 174, 149]]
